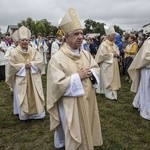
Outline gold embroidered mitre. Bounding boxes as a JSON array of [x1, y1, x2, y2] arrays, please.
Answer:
[[59, 8, 82, 34], [56, 29, 63, 36], [18, 26, 31, 40], [12, 30, 19, 42], [104, 25, 116, 35]]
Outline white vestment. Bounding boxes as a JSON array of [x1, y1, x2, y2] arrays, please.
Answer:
[[0, 41, 7, 66], [95, 39, 121, 100], [128, 37, 150, 120], [54, 55, 100, 148], [51, 39, 61, 56], [47, 43, 103, 150], [13, 64, 45, 120], [132, 65, 150, 120]]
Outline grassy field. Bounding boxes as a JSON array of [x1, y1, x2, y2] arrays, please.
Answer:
[[0, 76, 150, 150]]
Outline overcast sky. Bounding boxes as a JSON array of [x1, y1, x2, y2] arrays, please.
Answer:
[[0, 0, 150, 33]]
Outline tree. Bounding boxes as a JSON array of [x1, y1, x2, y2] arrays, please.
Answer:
[[84, 19, 124, 36], [114, 25, 123, 35], [84, 19, 105, 35], [17, 18, 57, 37]]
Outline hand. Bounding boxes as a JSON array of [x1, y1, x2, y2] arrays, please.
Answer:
[[113, 53, 118, 58], [78, 68, 92, 80], [25, 62, 31, 69], [113, 52, 119, 57]]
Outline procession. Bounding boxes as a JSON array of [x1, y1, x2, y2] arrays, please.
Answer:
[[0, 1, 150, 150]]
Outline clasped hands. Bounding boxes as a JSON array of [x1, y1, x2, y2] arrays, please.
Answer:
[[78, 68, 92, 80], [113, 51, 119, 58], [25, 62, 31, 69]]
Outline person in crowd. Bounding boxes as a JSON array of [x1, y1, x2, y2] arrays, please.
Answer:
[[138, 33, 146, 50], [29, 35, 37, 49], [5, 34, 12, 47], [128, 36, 150, 120], [89, 38, 97, 58], [51, 29, 63, 56], [81, 36, 90, 51], [35, 33, 48, 75], [47, 8, 103, 150], [46, 36, 54, 61], [122, 32, 130, 75], [5, 30, 19, 80], [6, 26, 45, 121], [95, 25, 121, 100], [115, 34, 123, 71], [0, 36, 7, 81], [115, 34, 123, 55], [94, 35, 101, 48], [123, 34, 138, 82]]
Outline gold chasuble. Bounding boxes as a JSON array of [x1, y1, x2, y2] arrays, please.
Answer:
[[47, 43, 103, 150], [95, 39, 121, 91], [6, 45, 45, 117]]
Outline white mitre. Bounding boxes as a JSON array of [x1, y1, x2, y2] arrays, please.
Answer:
[[104, 25, 116, 35], [18, 26, 31, 40], [59, 8, 82, 35], [11, 30, 19, 42]]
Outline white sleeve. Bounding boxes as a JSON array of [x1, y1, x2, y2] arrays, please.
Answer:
[[43, 41, 48, 52], [30, 62, 39, 74], [16, 64, 26, 77], [51, 42, 59, 55], [63, 73, 85, 97]]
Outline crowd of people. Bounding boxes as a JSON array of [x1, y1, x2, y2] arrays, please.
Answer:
[[0, 8, 150, 150]]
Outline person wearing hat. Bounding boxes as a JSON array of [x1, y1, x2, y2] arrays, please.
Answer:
[[6, 26, 45, 121], [47, 8, 103, 150], [95, 25, 121, 100], [51, 29, 63, 56]]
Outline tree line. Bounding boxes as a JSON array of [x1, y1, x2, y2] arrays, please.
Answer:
[[17, 18, 124, 37]]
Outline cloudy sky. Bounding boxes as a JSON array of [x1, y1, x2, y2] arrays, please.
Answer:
[[0, 0, 150, 33]]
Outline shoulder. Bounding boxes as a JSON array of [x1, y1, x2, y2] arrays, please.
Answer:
[[9, 47, 19, 58], [132, 42, 138, 48], [52, 41, 58, 46], [28, 46, 37, 53]]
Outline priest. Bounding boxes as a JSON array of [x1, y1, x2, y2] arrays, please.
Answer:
[[95, 25, 121, 100], [47, 8, 103, 150], [6, 26, 45, 121]]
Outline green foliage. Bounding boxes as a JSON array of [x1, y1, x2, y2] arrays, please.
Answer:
[[84, 19, 124, 36], [17, 18, 124, 37], [18, 18, 57, 37], [114, 25, 124, 35], [1, 76, 149, 150], [84, 19, 106, 35]]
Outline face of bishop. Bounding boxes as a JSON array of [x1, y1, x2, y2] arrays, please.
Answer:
[[19, 38, 29, 50], [65, 29, 84, 49]]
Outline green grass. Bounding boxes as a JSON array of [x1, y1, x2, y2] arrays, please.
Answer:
[[0, 76, 150, 150]]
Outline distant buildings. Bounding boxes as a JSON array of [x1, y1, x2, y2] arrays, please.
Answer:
[[6, 25, 19, 36]]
